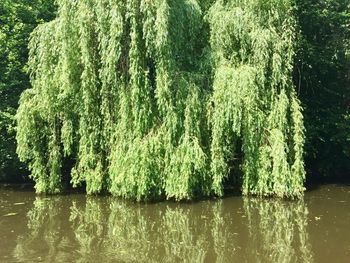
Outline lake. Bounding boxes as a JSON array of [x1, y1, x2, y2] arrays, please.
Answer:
[[1, 184, 350, 262]]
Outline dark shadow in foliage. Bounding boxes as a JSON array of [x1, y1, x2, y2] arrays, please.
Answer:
[[0, 0, 57, 182], [294, 0, 350, 184]]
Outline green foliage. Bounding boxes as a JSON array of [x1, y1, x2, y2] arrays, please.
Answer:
[[208, 0, 305, 197], [295, 0, 350, 181], [16, 0, 305, 199], [0, 0, 56, 181]]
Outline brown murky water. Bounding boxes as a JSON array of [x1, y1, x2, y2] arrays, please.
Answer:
[[0, 184, 350, 262]]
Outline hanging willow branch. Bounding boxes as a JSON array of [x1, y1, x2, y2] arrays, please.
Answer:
[[208, 0, 305, 198], [16, 0, 305, 200]]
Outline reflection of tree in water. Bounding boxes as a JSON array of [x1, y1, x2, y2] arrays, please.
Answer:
[[13, 196, 313, 262], [69, 198, 107, 262], [13, 197, 73, 262], [13, 197, 212, 262], [162, 208, 208, 262], [211, 200, 240, 263], [97, 201, 209, 262], [244, 198, 313, 263]]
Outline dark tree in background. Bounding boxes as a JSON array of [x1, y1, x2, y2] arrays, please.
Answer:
[[295, 0, 350, 183], [0, 0, 56, 181]]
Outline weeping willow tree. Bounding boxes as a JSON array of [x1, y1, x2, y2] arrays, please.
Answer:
[[16, 0, 305, 200], [17, 0, 210, 199], [208, 0, 305, 197]]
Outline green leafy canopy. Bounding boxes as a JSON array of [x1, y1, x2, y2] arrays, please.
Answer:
[[16, 0, 305, 200]]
